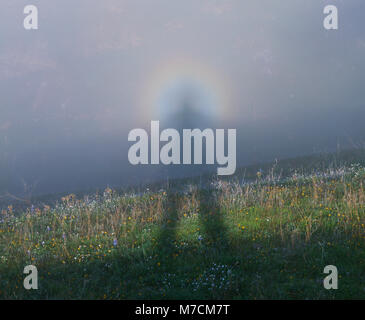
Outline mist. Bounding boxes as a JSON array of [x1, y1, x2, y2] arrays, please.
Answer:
[[0, 0, 364, 195]]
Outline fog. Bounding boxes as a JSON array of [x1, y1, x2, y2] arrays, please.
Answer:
[[0, 0, 364, 195]]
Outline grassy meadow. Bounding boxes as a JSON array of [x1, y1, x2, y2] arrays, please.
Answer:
[[1, 150, 365, 299]]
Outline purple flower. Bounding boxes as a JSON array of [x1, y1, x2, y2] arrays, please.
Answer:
[[113, 238, 118, 247]]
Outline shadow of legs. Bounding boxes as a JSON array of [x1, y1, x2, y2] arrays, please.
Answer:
[[155, 191, 179, 257], [197, 188, 229, 249]]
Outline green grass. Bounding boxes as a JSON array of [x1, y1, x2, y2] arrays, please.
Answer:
[[1, 154, 365, 299]]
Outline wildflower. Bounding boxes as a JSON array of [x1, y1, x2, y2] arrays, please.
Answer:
[[198, 235, 203, 241], [113, 238, 118, 247], [257, 170, 263, 178]]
